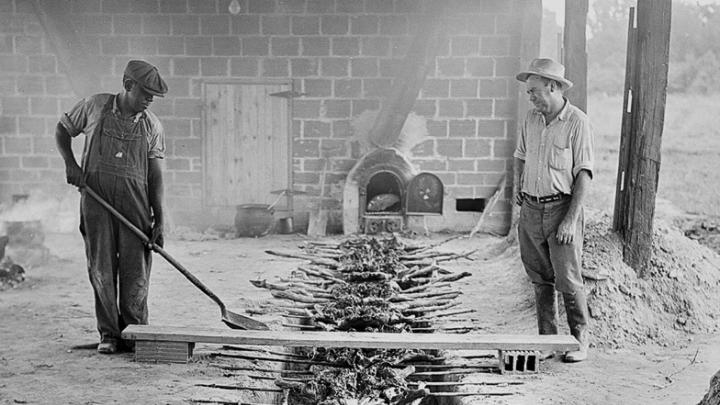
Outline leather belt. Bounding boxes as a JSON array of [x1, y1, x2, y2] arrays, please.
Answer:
[[523, 192, 569, 203]]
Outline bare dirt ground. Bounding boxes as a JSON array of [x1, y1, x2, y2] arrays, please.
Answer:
[[1, 203, 719, 405]]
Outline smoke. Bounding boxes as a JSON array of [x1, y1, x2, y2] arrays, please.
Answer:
[[0, 189, 80, 234], [350, 110, 429, 156]]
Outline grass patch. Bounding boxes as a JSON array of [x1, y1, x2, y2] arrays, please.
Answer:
[[587, 93, 720, 217]]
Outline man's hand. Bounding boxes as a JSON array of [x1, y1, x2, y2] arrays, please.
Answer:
[[65, 161, 85, 187], [515, 192, 524, 206], [556, 216, 576, 244], [149, 220, 164, 249]]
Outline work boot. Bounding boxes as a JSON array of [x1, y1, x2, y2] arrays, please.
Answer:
[[97, 338, 117, 354], [534, 284, 558, 360], [562, 290, 590, 363]]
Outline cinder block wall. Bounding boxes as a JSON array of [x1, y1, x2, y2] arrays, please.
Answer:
[[0, 0, 522, 234]]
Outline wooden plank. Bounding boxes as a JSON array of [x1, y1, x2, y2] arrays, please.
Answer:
[[122, 325, 579, 352], [563, 0, 589, 112]]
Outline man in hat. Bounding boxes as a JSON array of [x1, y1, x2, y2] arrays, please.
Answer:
[[55, 60, 168, 354], [513, 58, 594, 362]]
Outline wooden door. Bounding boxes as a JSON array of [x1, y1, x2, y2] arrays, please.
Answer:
[[203, 82, 291, 208]]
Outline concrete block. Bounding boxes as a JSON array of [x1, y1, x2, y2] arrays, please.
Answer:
[[332, 120, 352, 138], [426, 119, 448, 138], [366, 0, 393, 13], [292, 16, 320, 35], [422, 79, 449, 98], [248, 0, 275, 13], [174, 138, 202, 157], [451, 36, 480, 56], [499, 350, 539, 374], [334, 79, 361, 98], [293, 139, 320, 158], [350, 58, 377, 77], [0, 157, 20, 168], [449, 119, 476, 137], [0, 116, 17, 135], [2, 96, 28, 115], [450, 79, 478, 98], [232, 15, 260, 35], [114, 15, 143, 35], [476, 158, 507, 172], [361, 37, 390, 57], [13, 34, 42, 56], [129, 37, 158, 56], [173, 57, 200, 76], [477, 119, 506, 137], [302, 37, 330, 56], [142, 16, 171, 36], [293, 100, 322, 119], [363, 78, 391, 98], [379, 15, 407, 35], [201, 58, 229, 76], [481, 36, 510, 56], [411, 139, 435, 157], [158, 37, 185, 56], [160, 0, 188, 13], [269, 38, 299, 56], [201, 16, 230, 36], [304, 78, 332, 97], [467, 57, 494, 77], [185, 37, 212, 56], [18, 116, 46, 134], [135, 340, 194, 364], [243, 37, 269, 56], [351, 99, 378, 116], [130, 0, 158, 13], [438, 58, 465, 77], [466, 139, 492, 158], [277, 0, 305, 13], [332, 37, 360, 56], [307, 0, 334, 13], [323, 99, 351, 119], [437, 139, 462, 158], [262, 16, 291, 35], [320, 57, 348, 76], [188, 0, 218, 13], [304, 120, 331, 138], [492, 139, 514, 157], [231, 57, 259, 76], [351, 15, 378, 35], [291, 58, 317, 77], [412, 99, 436, 117], [262, 58, 289, 77], [479, 78, 507, 98], [467, 99, 493, 118], [321, 15, 348, 35], [439, 100, 465, 118]]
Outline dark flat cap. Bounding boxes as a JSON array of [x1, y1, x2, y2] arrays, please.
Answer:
[[124, 60, 168, 97]]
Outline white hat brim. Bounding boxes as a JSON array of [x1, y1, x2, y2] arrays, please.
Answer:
[[516, 71, 573, 90]]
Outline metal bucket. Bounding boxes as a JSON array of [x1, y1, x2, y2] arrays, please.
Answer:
[[277, 217, 294, 234]]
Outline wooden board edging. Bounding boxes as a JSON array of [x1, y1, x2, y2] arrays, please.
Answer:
[[122, 325, 579, 352]]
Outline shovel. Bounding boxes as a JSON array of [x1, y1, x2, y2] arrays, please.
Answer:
[[83, 186, 269, 330]]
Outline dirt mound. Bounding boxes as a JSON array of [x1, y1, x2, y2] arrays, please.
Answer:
[[699, 369, 720, 405], [582, 212, 720, 348]]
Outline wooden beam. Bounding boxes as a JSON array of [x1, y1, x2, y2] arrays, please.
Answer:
[[508, 0, 543, 243], [613, 7, 637, 234], [563, 0, 589, 112], [616, 0, 672, 275], [122, 324, 580, 352]]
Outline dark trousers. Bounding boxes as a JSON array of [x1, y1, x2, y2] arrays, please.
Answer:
[[80, 172, 152, 343], [518, 198, 584, 294]]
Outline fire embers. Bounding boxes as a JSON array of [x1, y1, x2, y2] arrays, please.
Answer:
[[366, 194, 401, 213], [0, 236, 26, 290]]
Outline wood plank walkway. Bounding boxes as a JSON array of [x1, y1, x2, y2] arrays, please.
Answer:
[[123, 324, 579, 352]]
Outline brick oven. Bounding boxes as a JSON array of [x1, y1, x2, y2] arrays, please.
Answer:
[[343, 148, 443, 234]]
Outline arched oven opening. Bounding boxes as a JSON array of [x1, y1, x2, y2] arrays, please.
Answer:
[[365, 171, 403, 215]]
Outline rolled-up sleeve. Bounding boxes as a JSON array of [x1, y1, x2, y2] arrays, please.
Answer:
[[60, 98, 92, 137], [145, 110, 165, 159], [571, 117, 594, 179], [513, 112, 530, 161]]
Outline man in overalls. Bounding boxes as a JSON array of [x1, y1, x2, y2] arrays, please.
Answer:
[[55, 60, 168, 354]]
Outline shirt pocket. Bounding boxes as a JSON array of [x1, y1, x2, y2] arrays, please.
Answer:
[[549, 143, 572, 171]]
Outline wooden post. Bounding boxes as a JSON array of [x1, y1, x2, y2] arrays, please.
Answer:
[[563, 0, 588, 112], [508, 0, 542, 243], [614, 0, 671, 276], [613, 7, 637, 234]]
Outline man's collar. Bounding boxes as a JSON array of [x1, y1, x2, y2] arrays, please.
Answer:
[[113, 93, 145, 122], [556, 97, 571, 121]]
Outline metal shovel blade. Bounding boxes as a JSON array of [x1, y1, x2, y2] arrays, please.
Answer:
[[83, 186, 270, 331], [223, 309, 269, 330]]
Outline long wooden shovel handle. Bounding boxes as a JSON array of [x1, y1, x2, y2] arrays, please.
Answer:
[[83, 186, 227, 310]]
